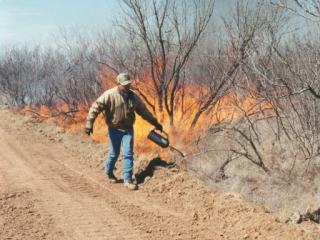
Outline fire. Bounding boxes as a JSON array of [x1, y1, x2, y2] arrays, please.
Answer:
[[20, 72, 272, 161]]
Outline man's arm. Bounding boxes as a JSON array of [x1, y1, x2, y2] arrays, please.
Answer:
[[85, 92, 110, 133], [134, 94, 163, 131]]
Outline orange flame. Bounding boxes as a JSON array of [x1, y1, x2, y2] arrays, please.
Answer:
[[20, 70, 272, 161]]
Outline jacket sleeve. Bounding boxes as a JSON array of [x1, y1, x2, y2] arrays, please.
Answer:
[[134, 94, 159, 127], [85, 92, 110, 129]]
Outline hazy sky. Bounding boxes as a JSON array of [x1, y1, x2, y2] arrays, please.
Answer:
[[0, 0, 119, 46], [0, 0, 233, 47]]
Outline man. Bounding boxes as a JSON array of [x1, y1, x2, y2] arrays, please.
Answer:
[[85, 73, 163, 190]]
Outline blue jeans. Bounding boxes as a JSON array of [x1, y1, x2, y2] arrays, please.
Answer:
[[105, 127, 134, 183]]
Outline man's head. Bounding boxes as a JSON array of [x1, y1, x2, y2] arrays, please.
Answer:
[[116, 73, 132, 92], [116, 73, 131, 85]]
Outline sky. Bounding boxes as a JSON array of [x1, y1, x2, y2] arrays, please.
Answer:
[[0, 0, 120, 47], [0, 0, 235, 47]]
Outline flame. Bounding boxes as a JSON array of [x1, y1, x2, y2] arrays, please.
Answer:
[[20, 71, 272, 161]]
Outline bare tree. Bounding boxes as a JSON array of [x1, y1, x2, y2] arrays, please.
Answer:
[[274, 0, 320, 20], [0, 46, 49, 105], [105, 0, 215, 125], [55, 30, 103, 108], [190, 0, 280, 127]]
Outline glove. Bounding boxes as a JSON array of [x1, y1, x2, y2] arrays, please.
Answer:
[[155, 123, 163, 132], [85, 127, 93, 136]]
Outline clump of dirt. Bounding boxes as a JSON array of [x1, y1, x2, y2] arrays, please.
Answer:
[[0, 190, 62, 240]]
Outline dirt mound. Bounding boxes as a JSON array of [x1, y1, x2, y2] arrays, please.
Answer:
[[0, 107, 319, 239]]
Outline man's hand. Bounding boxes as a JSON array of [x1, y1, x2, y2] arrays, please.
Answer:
[[155, 123, 163, 132], [85, 127, 93, 136]]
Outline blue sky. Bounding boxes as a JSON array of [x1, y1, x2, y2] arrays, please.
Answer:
[[0, 0, 120, 46], [0, 0, 234, 47]]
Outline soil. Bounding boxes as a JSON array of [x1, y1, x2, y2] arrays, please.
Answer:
[[0, 106, 319, 239]]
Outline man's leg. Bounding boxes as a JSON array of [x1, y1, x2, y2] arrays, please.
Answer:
[[122, 128, 134, 183], [105, 128, 122, 176]]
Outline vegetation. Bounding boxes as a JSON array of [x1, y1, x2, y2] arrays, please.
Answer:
[[1, 0, 320, 176]]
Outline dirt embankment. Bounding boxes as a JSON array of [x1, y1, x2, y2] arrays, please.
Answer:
[[0, 107, 319, 240]]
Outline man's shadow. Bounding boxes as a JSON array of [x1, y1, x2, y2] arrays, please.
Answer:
[[134, 157, 176, 184]]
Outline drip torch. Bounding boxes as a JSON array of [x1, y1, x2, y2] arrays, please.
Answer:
[[147, 129, 185, 158]]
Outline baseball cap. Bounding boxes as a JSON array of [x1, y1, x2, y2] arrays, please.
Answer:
[[116, 73, 132, 86]]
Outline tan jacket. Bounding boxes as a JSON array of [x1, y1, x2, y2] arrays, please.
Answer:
[[86, 87, 159, 130]]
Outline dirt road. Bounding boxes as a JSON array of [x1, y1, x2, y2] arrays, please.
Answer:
[[0, 108, 319, 239], [0, 116, 154, 239]]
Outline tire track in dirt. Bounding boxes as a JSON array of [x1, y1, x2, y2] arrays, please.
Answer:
[[0, 119, 206, 240], [0, 127, 147, 240]]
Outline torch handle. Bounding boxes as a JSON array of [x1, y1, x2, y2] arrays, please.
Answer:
[[153, 128, 169, 137]]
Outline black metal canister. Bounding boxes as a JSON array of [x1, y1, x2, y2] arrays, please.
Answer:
[[147, 129, 169, 148]]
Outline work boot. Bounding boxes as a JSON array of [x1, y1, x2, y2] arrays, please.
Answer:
[[107, 172, 118, 183], [124, 182, 138, 191]]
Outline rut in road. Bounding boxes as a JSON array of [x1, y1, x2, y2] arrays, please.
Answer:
[[0, 126, 150, 240]]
